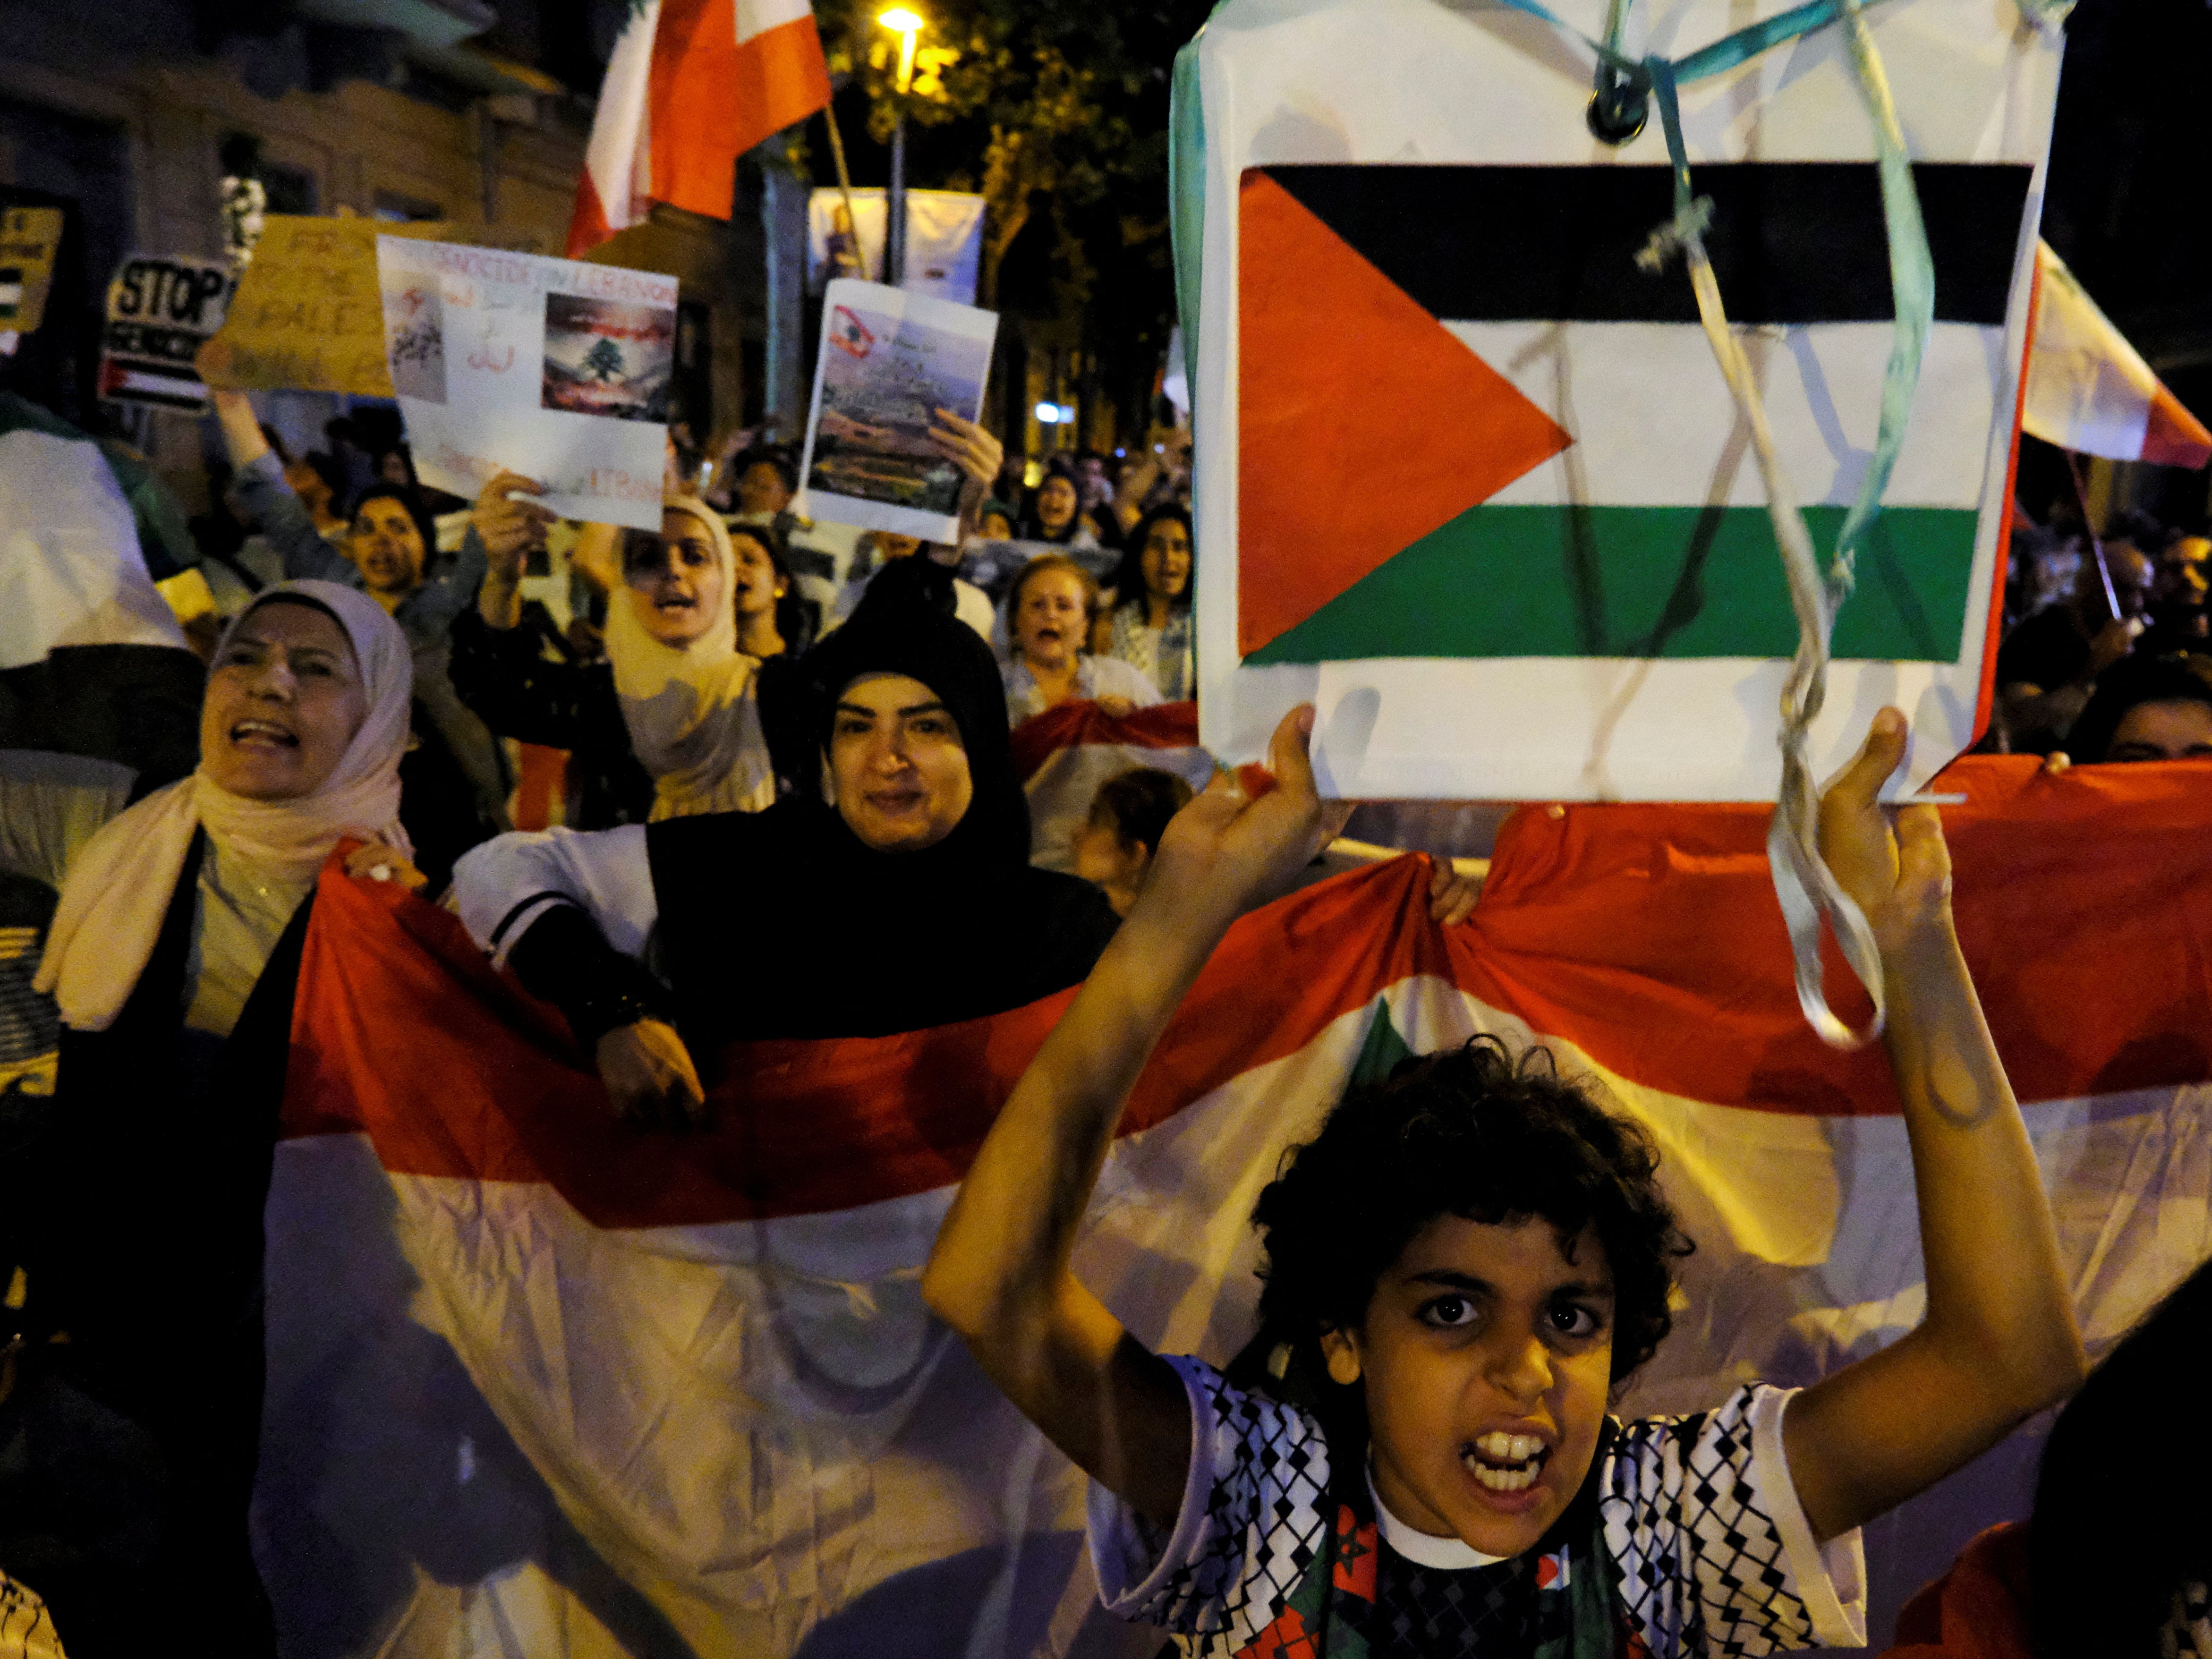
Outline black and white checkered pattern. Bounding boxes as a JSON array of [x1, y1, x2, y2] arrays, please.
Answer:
[[1095, 1360, 1825, 1659], [1115, 1361, 1334, 1656], [1600, 1394, 1813, 1657]]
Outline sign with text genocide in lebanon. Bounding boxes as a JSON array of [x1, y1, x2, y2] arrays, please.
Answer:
[[1190, 0, 2060, 801], [99, 254, 233, 412], [377, 237, 676, 532]]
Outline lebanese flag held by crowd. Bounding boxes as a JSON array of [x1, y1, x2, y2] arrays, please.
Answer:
[[567, 0, 832, 257], [2024, 239, 2212, 469], [1012, 699, 1211, 870], [255, 752, 2212, 1655]]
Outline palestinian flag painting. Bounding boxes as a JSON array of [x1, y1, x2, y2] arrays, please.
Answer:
[[1188, 0, 2063, 801], [1239, 162, 2033, 665]]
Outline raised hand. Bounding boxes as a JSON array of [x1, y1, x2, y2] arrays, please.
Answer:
[[1815, 707, 1953, 957], [1140, 705, 1353, 932], [594, 1018, 707, 1132], [929, 408, 1003, 540], [472, 470, 556, 578]]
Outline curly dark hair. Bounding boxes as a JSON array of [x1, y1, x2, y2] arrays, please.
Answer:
[[1233, 1036, 1693, 1431]]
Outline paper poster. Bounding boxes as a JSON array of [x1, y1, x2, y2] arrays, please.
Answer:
[[203, 216, 460, 397], [0, 206, 63, 340], [806, 190, 986, 305], [376, 237, 677, 532], [796, 277, 997, 543], [1189, 0, 2059, 801], [98, 254, 234, 412]]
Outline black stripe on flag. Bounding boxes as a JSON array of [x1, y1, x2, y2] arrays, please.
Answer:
[[1256, 162, 2031, 326]]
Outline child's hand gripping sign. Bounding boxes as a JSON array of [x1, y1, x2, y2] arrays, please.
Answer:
[[924, 704, 2084, 1656]]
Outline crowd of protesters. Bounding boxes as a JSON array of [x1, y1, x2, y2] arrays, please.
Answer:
[[0, 342, 2205, 1659], [1993, 495, 2212, 764]]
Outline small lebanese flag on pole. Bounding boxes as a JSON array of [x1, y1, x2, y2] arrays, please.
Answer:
[[2024, 240, 2212, 469], [568, 0, 832, 257]]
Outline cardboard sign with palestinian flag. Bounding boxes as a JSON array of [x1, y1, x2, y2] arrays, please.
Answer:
[[255, 759, 2212, 1655], [1188, 0, 2061, 800]]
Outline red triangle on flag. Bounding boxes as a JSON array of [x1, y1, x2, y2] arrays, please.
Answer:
[[1238, 170, 1574, 658]]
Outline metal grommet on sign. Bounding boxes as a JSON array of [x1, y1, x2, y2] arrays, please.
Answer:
[[1587, 77, 1649, 145]]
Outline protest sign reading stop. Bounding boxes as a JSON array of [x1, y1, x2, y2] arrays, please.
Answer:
[[99, 254, 233, 413]]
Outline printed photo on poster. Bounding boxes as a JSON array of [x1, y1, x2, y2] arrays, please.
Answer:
[[798, 277, 998, 543], [541, 293, 674, 422], [383, 279, 446, 403], [375, 236, 677, 531]]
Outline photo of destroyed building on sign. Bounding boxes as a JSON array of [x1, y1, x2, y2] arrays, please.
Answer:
[[808, 300, 983, 515], [541, 292, 675, 422]]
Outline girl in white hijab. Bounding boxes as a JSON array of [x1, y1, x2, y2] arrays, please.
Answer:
[[604, 495, 775, 819]]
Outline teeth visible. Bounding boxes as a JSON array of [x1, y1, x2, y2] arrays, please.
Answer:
[[1474, 1432, 1545, 1463], [1465, 1455, 1540, 1492]]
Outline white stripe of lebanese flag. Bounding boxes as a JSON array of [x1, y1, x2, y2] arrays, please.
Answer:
[[2025, 240, 2212, 469], [568, 0, 830, 258]]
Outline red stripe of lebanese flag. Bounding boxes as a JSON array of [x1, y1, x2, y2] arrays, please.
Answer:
[[568, 0, 830, 258], [285, 757, 2212, 1232], [1009, 699, 1201, 784]]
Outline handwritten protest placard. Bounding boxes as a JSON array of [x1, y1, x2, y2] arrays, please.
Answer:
[[377, 237, 677, 531], [0, 207, 63, 340], [205, 216, 450, 397], [797, 277, 998, 543], [99, 254, 233, 413]]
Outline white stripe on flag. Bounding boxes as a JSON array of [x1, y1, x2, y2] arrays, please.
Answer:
[[262, 973, 2212, 1653], [1453, 322, 2000, 510], [736, 0, 813, 46], [582, 0, 659, 236]]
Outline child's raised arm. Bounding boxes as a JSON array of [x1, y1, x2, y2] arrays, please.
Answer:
[[1783, 709, 2088, 1542], [922, 706, 1346, 1525]]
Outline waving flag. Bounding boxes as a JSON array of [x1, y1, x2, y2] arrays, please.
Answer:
[[253, 756, 2212, 1656], [2023, 240, 2212, 469], [569, 0, 831, 257]]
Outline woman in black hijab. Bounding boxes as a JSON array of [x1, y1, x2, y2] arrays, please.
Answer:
[[451, 565, 1123, 1125]]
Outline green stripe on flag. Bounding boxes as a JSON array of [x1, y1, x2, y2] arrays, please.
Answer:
[[1244, 502, 1977, 664]]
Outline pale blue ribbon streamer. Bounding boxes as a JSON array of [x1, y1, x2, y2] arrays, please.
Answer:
[[1167, 0, 1956, 1046]]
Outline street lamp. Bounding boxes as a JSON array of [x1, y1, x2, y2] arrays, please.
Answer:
[[878, 7, 923, 286]]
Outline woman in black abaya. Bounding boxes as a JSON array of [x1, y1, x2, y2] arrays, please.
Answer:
[[451, 568, 1123, 1125]]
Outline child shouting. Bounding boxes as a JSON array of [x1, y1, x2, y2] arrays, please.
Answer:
[[923, 706, 2084, 1657]]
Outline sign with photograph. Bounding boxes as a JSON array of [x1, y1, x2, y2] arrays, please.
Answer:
[[375, 237, 677, 531], [0, 206, 63, 340], [98, 254, 234, 412], [806, 190, 986, 306], [797, 278, 998, 544]]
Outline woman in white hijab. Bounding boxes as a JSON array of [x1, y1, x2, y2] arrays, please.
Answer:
[[450, 491, 785, 826], [605, 496, 776, 818], [1, 578, 417, 1657]]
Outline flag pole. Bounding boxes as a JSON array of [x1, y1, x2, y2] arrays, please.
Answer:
[[820, 103, 870, 281], [2065, 450, 2122, 621]]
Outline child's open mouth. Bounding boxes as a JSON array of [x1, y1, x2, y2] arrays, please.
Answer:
[[1463, 1432, 1550, 1493]]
